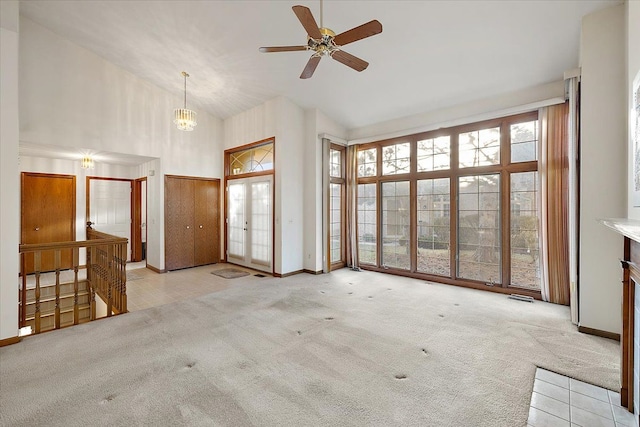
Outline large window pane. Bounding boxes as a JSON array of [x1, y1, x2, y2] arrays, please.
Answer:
[[417, 136, 451, 172], [511, 121, 538, 163], [382, 143, 411, 175], [459, 127, 500, 168], [417, 178, 450, 276], [382, 181, 410, 269], [357, 148, 377, 177], [330, 183, 342, 263], [458, 174, 501, 283], [251, 181, 271, 265], [510, 172, 541, 290], [357, 183, 377, 264]]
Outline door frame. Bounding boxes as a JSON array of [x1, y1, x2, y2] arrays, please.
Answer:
[[223, 138, 276, 275], [225, 175, 274, 273], [85, 177, 133, 260], [132, 177, 147, 263]]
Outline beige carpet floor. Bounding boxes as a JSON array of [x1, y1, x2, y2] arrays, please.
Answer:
[[0, 269, 619, 426]]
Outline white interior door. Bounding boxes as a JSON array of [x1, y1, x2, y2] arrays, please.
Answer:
[[226, 175, 273, 272], [89, 179, 132, 261]]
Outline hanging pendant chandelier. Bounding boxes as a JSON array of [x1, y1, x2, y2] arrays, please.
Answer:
[[174, 71, 197, 131]]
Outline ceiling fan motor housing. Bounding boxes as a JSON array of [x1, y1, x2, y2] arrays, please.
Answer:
[[308, 27, 338, 56]]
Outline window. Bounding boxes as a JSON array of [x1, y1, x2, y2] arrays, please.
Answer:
[[459, 127, 500, 168], [354, 112, 540, 294], [417, 178, 450, 276], [357, 148, 377, 177], [381, 181, 410, 270], [228, 141, 274, 176], [417, 136, 450, 172], [357, 183, 377, 265], [382, 143, 410, 175], [329, 145, 345, 268]]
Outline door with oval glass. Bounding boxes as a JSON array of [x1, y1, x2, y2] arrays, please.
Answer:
[[226, 175, 273, 273]]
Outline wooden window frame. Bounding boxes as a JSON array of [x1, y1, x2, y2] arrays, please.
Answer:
[[354, 111, 541, 299], [329, 144, 346, 270]]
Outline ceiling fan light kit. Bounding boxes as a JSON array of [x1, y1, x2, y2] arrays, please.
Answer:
[[259, 2, 382, 79]]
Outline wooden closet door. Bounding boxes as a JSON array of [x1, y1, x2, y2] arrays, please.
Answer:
[[21, 173, 76, 273], [194, 179, 220, 266], [165, 177, 195, 270]]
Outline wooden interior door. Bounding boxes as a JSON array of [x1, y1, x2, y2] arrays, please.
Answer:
[[194, 179, 220, 266], [21, 173, 76, 273], [165, 176, 195, 270]]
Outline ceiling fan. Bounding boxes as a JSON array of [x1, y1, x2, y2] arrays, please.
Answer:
[[259, 1, 382, 79]]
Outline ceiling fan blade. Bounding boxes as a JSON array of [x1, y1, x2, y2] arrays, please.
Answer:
[[292, 5, 322, 40], [300, 56, 321, 79], [331, 50, 369, 72], [333, 20, 383, 46], [259, 46, 308, 53]]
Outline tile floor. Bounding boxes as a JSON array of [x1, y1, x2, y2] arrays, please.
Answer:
[[125, 263, 266, 311], [528, 368, 638, 427]]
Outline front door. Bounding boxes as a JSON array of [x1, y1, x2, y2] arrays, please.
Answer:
[[226, 175, 273, 273], [88, 178, 132, 261], [21, 173, 76, 273]]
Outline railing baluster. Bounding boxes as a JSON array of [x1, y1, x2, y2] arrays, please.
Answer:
[[20, 253, 26, 327], [18, 229, 128, 334], [34, 251, 41, 334], [73, 247, 79, 325], [107, 244, 113, 316], [54, 249, 61, 329]]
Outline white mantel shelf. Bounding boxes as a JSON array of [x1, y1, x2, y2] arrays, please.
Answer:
[[600, 218, 640, 243]]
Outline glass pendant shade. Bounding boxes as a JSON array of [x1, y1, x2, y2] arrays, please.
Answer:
[[174, 108, 197, 131], [174, 71, 197, 131]]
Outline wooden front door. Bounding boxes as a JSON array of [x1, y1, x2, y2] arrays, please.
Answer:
[[21, 173, 76, 273], [194, 179, 220, 266]]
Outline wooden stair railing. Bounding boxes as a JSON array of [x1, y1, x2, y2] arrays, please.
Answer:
[[19, 230, 128, 335]]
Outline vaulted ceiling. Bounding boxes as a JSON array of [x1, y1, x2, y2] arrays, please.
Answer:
[[20, 0, 618, 130]]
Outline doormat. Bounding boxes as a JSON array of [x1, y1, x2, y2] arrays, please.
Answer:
[[211, 268, 250, 279]]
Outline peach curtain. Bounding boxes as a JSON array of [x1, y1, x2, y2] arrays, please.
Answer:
[[539, 102, 570, 305]]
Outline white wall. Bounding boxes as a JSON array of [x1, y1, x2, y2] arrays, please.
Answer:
[[0, 1, 20, 341], [222, 97, 306, 276], [579, 3, 626, 334], [275, 97, 305, 275], [303, 109, 347, 272], [628, 0, 640, 219], [19, 17, 224, 272], [348, 81, 565, 143], [19, 156, 139, 262]]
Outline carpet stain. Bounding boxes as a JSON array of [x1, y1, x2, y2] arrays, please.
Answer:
[[186, 362, 196, 368], [422, 348, 429, 356], [387, 288, 392, 291], [348, 292, 353, 295], [368, 296, 373, 299], [394, 374, 407, 380], [438, 314, 445, 318], [324, 317, 334, 321], [101, 394, 116, 404], [297, 330, 302, 335], [454, 303, 460, 306], [320, 291, 325, 294]]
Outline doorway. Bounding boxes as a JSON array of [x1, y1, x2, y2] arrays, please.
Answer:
[[87, 178, 132, 261], [132, 178, 147, 263], [21, 172, 76, 273], [226, 175, 273, 273]]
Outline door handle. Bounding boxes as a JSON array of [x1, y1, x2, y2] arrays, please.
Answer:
[[186, 225, 190, 229], [34, 227, 40, 231], [199, 225, 203, 229]]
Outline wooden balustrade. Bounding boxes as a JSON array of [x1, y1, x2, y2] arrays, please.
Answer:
[[19, 229, 128, 335]]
